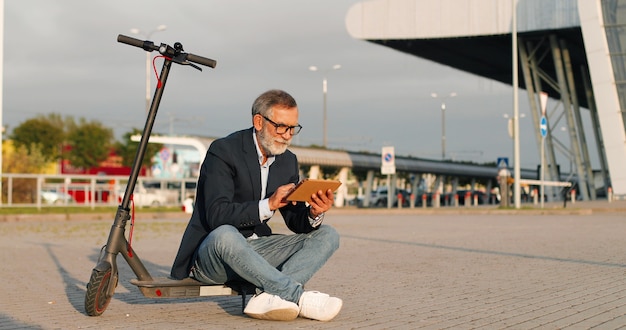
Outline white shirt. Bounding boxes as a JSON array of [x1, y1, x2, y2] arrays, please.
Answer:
[[252, 129, 275, 222]]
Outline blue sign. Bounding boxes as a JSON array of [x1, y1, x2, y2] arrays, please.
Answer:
[[497, 157, 509, 168], [381, 146, 396, 175], [540, 116, 548, 138]]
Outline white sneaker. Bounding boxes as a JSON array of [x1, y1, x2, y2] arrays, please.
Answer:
[[243, 292, 299, 321], [298, 291, 343, 321]]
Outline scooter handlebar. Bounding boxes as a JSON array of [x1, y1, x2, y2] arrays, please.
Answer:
[[186, 53, 217, 69], [117, 34, 159, 51], [117, 34, 217, 68]]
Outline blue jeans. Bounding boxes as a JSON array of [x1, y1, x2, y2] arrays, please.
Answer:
[[191, 224, 340, 303]]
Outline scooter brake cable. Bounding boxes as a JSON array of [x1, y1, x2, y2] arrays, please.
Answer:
[[127, 196, 136, 257], [153, 55, 173, 89]]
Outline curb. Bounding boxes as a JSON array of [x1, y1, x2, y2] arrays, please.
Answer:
[[0, 211, 189, 222], [2, 203, 623, 222]]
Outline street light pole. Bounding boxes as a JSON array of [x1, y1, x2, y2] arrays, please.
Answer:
[[441, 102, 446, 159], [309, 64, 341, 148], [130, 25, 167, 114], [512, 0, 521, 209], [503, 113, 526, 137], [0, 0, 4, 206], [431, 92, 457, 160]]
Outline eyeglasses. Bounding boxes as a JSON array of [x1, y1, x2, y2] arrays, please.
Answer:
[[260, 115, 302, 135]]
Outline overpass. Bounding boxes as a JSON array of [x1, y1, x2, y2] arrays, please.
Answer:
[[345, 0, 626, 201], [136, 135, 553, 208]]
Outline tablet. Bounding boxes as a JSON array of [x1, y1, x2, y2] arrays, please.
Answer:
[[285, 179, 342, 203]]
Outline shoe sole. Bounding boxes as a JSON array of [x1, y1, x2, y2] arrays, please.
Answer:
[[245, 308, 299, 321]]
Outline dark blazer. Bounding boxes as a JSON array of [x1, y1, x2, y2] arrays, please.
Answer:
[[170, 128, 315, 280]]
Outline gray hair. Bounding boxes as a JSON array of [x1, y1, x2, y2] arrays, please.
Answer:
[[251, 89, 298, 118]]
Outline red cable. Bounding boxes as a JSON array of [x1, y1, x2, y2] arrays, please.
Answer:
[[127, 195, 135, 257], [152, 55, 172, 89]]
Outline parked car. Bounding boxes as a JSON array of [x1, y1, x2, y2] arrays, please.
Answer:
[[370, 187, 410, 207], [454, 190, 488, 205], [41, 189, 75, 205], [414, 191, 434, 207], [119, 184, 168, 207], [144, 180, 197, 200]]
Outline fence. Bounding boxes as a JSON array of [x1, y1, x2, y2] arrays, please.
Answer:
[[0, 173, 197, 210]]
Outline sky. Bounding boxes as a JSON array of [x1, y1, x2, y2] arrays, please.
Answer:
[[3, 0, 593, 170]]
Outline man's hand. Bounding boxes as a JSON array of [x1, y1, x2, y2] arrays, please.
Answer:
[[309, 189, 334, 218], [268, 183, 296, 211]]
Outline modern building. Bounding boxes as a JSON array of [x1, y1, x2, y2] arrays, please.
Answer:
[[346, 0, 626, 200]]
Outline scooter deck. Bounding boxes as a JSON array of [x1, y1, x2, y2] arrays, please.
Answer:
[[130, 277, 235, 298]]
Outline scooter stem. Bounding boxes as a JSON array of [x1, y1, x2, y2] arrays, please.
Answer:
[[102, 55, 175, 283]]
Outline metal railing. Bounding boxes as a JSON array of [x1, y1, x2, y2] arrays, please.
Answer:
[[0, 173, 197, 210]]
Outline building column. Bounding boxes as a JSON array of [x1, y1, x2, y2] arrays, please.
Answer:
[[362, 170, 375, 207], [308, 165, 321, 179], [335, 167, 349, 207]]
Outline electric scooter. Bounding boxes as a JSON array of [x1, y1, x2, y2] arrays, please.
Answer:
[[84, 35, 250, 317]]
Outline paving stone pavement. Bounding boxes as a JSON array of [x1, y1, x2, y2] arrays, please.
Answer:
[[1, 201, 626, 329]]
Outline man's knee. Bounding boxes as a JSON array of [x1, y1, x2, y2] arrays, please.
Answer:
[[205, 225, 246, 252], [315, 225, 340, 251], [210, 224, 240, 236]]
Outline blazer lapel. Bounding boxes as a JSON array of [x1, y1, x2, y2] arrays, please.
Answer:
[[266, 153, 291, 196], [241, 128, 262, 200]]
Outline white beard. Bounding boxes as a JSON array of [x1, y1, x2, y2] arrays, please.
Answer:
[[258, 128, 290, 156]]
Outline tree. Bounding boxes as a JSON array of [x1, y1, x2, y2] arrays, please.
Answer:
[[1, 142, 50, 203], [10, 114, 65, 161], [65, 119, 114, 169], [3, 141, 49, 174], [114, 128, 163, 170]]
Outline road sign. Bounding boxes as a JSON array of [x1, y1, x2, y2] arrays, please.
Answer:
[[540, 116, 548, 138], [381, 146, 396, 175], [160, 147, 171, 161], [497, 157, 509, 168]]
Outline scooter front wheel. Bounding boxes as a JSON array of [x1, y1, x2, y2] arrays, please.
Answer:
[[84, 267, 117, 316]]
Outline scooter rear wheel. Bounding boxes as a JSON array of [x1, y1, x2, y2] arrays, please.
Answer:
[[84, 267, 117, 316]]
